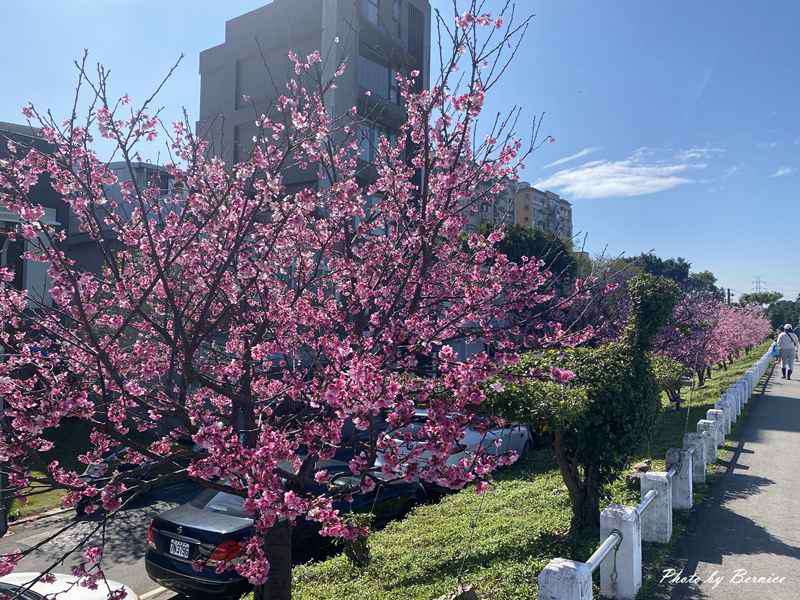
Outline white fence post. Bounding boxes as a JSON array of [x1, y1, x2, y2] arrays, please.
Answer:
[[683, 432, 706, 484], [737, 381, 748, 407], [697, 420, 717, 462], [666, 448, 693, 509], [538, 558, 593, 600], [715, 398, 732, 434], [600, 505, 641, 599], [727, 388, 741, 418], [706, 409, 725, 446], [536, 352, 772, 599], [640, 473, 672, 543]]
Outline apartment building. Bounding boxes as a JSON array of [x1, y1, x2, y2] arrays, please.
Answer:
[[1, 122, 177, 299], [197, 0, 431, 181], [516, 182, 573, 241], [468, 180, 574, 242]]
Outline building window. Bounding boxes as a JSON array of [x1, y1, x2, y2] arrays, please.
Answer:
[[234, 59, 243, 110], [358, 55, 401, 103], [407, 4, 424, 58], [359, 123, 397, 162], [0, 222, 24, 291], [392, 0, 402, 37], [361, 0, 379, 25]]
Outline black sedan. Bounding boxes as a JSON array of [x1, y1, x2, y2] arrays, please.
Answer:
[[76, 440, 204, 516], [145, 461, 423, 597]]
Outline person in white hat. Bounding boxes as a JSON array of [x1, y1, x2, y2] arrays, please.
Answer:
[[777, 324, 797, 379]]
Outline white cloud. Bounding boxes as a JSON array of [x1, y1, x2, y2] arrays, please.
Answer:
[[770, 166, 796, 178], [534, 149, 706, 200], [543, 147, 601, 169], [675, 147, 725, 161]]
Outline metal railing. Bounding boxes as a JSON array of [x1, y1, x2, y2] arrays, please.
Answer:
[[537, 348, 774, 600], [586, 530, 622, 572], [635, 488, 658, 517]]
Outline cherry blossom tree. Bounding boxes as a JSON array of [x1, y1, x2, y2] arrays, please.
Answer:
[[0, 4, 591, 598], [656, 295, 769, 386], [711, 304, 771, 365]]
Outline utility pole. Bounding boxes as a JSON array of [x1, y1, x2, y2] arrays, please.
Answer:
[[753, 276, 766, 293], [727, 288, 732, 306]]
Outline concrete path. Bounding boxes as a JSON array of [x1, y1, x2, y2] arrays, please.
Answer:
[[667, 357, 800, 599]]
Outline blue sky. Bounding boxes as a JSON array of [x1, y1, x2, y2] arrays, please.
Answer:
[[2, 1, 798, 300]]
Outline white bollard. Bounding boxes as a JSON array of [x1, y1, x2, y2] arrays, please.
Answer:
[[706, 409, 725, 446], [714, 399, 733, 434], [725, 390, 740, 420], [666, 447, 693, 509], [729, 387, 742, 416], [538, 558, 593, 600], [697, 420, 717, 463], [738, 381, 749, 406], [640, 472, 672, 543], [600, 505, 641, 599], [683, 432, 706, 484]]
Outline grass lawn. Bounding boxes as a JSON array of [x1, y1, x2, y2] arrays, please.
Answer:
[[8, 471, 67, 520], [282, 342, 770, 600], [7, 419, 92, 521]]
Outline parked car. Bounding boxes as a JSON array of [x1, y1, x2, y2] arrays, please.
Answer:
[[0, 572, 137, 599], [374, 408, 531, 486], [145, 459, 423, 597], [76, 440, 205, 517]]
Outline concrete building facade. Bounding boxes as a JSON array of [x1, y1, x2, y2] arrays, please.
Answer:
[[1, 122, 177, 299], [0, 122, 67, 304], [516, 182, 573, 241], [198, 0, 431, 178], [469, 179, 574, 241]]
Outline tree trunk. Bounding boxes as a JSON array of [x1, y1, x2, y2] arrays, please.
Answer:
[[571, 485, 600, 531], [552, 432, 600, 530], [696, 368, 706, 387], [253, 520, 293, 600]]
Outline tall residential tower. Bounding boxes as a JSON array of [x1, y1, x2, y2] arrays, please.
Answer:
[[198, 0, 431, 183]]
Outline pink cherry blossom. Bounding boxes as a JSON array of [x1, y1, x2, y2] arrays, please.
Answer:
[[0, 11, 586, 592]]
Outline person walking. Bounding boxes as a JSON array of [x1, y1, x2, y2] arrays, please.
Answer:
[[777, 324, 797, 379]]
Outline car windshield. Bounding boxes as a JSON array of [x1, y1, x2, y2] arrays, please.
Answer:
[[190, 490, 248, 518], [0, 582, 45, 600]]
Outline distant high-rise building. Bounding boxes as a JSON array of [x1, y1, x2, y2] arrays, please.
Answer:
[[198, 0, 431, 184], [469, 179, 574, 241], [516, 183, 573, 241]]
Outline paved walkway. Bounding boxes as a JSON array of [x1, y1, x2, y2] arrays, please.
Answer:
[[667, 356, 800, 599]]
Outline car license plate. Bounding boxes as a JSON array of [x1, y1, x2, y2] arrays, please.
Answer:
[[169, 538, 190, 559]]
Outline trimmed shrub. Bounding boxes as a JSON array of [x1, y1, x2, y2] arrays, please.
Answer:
[[486, 274, 680, 529]]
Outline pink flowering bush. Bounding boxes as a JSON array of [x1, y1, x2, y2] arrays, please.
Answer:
[[0, 5, 588, 597]]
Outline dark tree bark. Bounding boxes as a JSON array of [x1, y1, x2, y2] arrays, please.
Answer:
[[254, 521, 293, 600], [696, 367, 706, 387], [553, 431, 601, 530]]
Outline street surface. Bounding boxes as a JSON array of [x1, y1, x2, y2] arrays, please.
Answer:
[[0, 482, 201, 599]]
